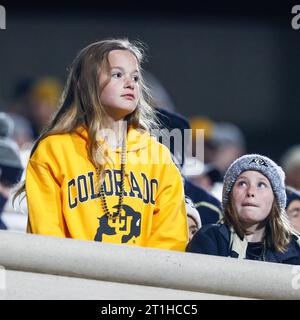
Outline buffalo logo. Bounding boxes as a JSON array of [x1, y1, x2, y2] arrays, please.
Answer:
[[249, 158, 268, 167], [94, 204, 141, 243]]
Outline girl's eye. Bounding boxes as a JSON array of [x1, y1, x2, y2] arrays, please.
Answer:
[[237, 181, 247, 187], [289, 209, 300, 218], [258, 182, 267, 188], [292, 212, 300, 218], [112, 72, 122, 78], [133, 75, 139, 82]]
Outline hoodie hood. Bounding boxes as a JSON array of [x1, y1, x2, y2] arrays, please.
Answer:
[[74, 126, 154, 153], [74, 125, 159, 178]]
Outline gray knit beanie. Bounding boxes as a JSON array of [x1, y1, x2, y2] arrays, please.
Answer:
[[222, 154, 286, 211]]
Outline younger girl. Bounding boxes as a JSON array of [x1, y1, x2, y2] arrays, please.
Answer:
[[187, 154, 300, 264], [15, 39, 188, 251]]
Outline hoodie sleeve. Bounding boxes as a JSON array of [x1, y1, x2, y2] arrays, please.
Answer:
[[146, 154, 188, 251], [25, 157, 68, 238]]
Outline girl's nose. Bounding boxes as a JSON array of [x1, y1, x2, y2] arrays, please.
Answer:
[[246, 185, 255, 198], [124, 75, 135, 89]]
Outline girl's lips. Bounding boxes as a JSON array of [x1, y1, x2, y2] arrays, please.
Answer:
[[122, 94, 135, 100], [242, 203, 259, 207]]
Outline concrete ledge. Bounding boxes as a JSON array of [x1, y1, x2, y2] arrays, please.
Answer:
[[0, 231, 299, 299], [1, 270, 244, 300]]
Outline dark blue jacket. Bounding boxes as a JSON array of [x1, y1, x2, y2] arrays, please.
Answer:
[[186, 223, 300, 265], [184, 180, 222, 225]]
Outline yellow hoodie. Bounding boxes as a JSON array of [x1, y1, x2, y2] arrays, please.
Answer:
[[26, 126, 188, 251]]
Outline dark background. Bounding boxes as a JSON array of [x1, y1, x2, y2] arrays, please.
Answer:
[[0, 0, 299, 162]]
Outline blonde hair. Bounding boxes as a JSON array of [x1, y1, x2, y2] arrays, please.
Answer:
[[223, 197, 297, 253], [14, 38, 158, 203]]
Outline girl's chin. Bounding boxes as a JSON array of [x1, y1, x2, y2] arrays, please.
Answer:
[[238, 211, 262, 222], [104, 106, 137, 120], [239, 215, 266, 226]]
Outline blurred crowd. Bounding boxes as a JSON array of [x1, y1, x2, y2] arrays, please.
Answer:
[[0, 76, 63, 230]]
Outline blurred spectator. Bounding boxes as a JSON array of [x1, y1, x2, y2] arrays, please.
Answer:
[[2, 79, 60, 230], [210, 122, 246, 175], [155, 107, 190, 168], [185, 196, 201, 241], [144, 71, 176, 112], [189, 116, 215, 164], [28, 77, 63, 138], [182, 157, 222, 197], [2, 114, 30, 230], [286, 186, 300, 233], [281, 145, 300, 190], [0, 112, 23, 229], [8, 113, 34, 150], [154, 108, 222, 226], [184, 177, 222, 224], [189, 117, 246, 176], [9, 77, 35, 118], [0, 111, 14, 138]]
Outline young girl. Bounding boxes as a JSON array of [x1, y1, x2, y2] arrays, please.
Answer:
[[187, 154, 300, 264], [15, 39, 188, 251]]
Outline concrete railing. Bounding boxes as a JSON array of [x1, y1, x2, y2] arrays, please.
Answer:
[[0, 230, 299, 299]]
